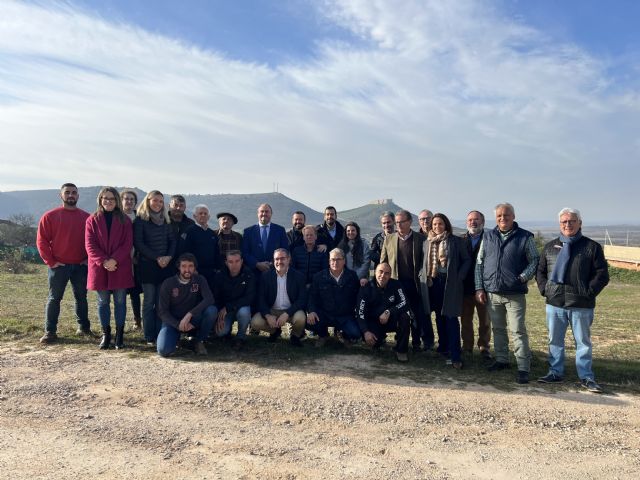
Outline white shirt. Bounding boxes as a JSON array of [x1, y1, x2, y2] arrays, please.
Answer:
[[273, 271, 292, 310]]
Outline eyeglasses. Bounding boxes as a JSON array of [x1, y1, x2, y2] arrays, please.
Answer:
[[101, 197, 116, 202], [395, 219, 410, 225], [418, 217, 430, 222]]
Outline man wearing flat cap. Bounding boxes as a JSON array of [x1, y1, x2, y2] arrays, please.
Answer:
[[215, 212, 243, 267]]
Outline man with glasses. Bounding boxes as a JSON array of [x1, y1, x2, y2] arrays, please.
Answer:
[[307, 248, 361, 347], [475, 203, 539, 384], [37, 183, 93, 343], [536, 208, 609, 393], [380, 210, 433, 352], [418, 209, 434, 236]]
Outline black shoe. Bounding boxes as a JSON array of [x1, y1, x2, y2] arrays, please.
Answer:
[[412, 344, 422, 353], [39, 331, 58, 344], [232, 338, 247, 351], [114, 326, 125, 350], [538, 373, 563, 384], [290, 335, 303, 347], [480, 349, 492, 360], [99, 327, 112, 350], [487, 361, 510, 372], [267, 329, 282, 343], [77, 326, 96, 338], [581, 378, 603, 393], [516, 371, 529, 384]]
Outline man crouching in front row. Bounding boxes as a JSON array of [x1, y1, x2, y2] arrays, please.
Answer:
[[357, 263, 411, 362], [157, 253, 217, 357]]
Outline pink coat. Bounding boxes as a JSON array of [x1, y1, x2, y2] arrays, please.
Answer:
[[85, 214, 134, 291]]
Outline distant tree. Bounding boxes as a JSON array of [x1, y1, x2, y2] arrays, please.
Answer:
[[0, 213, 37, 247], [9, 213, 35, 227]]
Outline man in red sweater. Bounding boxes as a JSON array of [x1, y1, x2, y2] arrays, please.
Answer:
[[36, 183, 93, 343]]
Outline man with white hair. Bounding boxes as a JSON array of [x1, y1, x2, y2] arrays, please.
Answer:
[[475, 203, 539, 384], [460, 210, 492, 359], [180, 204, 219, 288], [536, 208, 609, 393]]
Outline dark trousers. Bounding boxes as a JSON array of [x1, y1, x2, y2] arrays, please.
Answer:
[[45, 264, 90, 333], [366, 311, 410, 353], [400, 279, 434, 348], [428, 274, 462, 361], [308, 311, 361, 341]]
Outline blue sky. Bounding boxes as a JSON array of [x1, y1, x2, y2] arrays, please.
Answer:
[[1, 0, 638, 223]]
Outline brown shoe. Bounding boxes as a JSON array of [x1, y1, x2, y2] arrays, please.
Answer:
[[39, 331, 58, 344]]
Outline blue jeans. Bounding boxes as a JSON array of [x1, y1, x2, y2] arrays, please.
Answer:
[[216, 306, 251, 339], [142, 283, 162, 342], [157, 305, 217, 357], [45, 264, 89, 333], [309, 311, 361, 341], [545, 304, 595, 380], [96, 289, 127, 330]]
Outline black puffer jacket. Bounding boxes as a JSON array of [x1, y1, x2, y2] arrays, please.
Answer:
[[536, 235, 609, 309], [134, 217, 176, 284]]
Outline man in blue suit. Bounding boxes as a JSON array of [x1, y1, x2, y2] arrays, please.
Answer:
[[242, 203, 289, 276]]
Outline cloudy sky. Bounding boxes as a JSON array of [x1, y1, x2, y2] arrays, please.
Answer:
[[1, 0, 638, 223]]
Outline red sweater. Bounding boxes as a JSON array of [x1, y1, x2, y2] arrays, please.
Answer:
[[37, 207, 90, 266]]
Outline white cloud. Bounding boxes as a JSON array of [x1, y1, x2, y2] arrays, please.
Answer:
[[0, 0, 638, 222]]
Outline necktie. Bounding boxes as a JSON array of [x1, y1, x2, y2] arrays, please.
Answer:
[[261, 225, 268, 253]]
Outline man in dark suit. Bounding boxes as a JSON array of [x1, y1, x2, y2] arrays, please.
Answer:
[[242, 203, 289, 276], [250, 248, 307, 346], [380, 209, 433, 352], [460, 210, 491, 359]]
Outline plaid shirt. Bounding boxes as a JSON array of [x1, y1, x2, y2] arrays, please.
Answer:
[[215, 229, 243, 257]]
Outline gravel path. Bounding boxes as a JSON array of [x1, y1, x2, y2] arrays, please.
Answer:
[[0, 344, 638, 479]]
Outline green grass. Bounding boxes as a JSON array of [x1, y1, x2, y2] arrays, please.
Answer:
[[1, 264, 639, 393]]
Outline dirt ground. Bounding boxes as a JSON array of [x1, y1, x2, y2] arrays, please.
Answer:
[[0, 343, 638, 480]]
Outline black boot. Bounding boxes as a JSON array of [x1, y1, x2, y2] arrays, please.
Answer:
[[99, 326, 111, 350], [115, 326, 125, 350]]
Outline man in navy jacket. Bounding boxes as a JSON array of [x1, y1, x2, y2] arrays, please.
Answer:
[[242, 203, 288, 276], [250, 248, 307, 346]]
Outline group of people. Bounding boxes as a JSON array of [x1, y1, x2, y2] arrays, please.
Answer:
[[36, 183, 609, 392]]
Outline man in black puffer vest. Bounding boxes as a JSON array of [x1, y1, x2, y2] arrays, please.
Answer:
[[475, 203, 539, 384]]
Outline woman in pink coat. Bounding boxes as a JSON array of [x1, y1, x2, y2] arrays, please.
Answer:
[[85, 187, 134, 349]]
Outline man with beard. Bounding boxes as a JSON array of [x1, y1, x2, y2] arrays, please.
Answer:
[[157, 253, 216, 357], [37, 183, 93, 344], [316, 206, 344, 250], [168, 194, 195, 242], [242, 203, 289, 276], [460, 210, 492, 359]]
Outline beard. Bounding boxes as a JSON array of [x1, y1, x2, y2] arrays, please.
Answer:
[[63, 198, 77, 207], [467, 226, 483, 235]]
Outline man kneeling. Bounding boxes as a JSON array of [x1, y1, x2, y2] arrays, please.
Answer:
[[250, 248, 307, 346], [357, 263, 411, 362], [157, 254, 217, 357]]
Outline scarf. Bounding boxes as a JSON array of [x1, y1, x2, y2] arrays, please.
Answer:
[[550, 230, 583, 284], [149, 210, 165, 226], [427, 231, 449, 278]]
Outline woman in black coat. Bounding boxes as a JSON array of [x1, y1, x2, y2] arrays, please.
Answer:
[[419, 213, 471, 369], [133, 190, 176, 343]]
